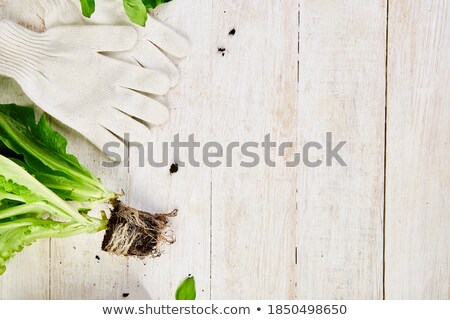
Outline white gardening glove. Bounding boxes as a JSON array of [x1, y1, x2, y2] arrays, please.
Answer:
[[41, 0, 189, 87], [0, 20, 170, 153]]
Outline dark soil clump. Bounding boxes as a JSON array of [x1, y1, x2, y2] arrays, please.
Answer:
[[169, 163, 179, 174]]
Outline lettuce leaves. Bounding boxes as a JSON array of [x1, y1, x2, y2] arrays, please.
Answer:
[[0, 155, 108, 275], [0, 105, 113, 275], [0, 104, 116, 204]]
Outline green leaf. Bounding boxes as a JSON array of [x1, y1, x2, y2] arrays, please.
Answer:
[[142, 0, 172, 9], [123, 0, 148, 27], [0, 156, 78, 221], [0, 155, 109, 275], [0, 174, 42, 204], [80, 0, 96, 18], [175, 276, 196, 300], [0, 104, 114, 203], [0, 217, 106, 275], [0, 105, 111, 276]]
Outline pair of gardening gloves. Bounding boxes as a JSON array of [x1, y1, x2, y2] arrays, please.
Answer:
[[0, 0, 188, 155]]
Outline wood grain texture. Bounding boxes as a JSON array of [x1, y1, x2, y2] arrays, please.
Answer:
[[126, 0, 213, 300], [385, 0, 450, 299], [210, 0, 298, 299], [296, 0, 386, 299]]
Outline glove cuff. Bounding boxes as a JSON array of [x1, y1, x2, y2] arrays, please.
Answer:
[[0, 20, 46, 82]]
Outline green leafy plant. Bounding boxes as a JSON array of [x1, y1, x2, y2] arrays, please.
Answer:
[[79, 0, 172, 26], [0, 104, 176, 275], [0, 105, 116, 207], [175, 276, 196, 300], [0, 153, 108, 275]]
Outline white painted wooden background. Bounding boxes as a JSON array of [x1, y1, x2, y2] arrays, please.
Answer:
[[0, 0, 448, 299]]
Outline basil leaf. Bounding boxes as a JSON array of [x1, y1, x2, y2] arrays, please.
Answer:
[[175, 276, 196, 300], [142, 0, 172, 9], [123, 0, 148, 27], [80, 0, 96, 18]]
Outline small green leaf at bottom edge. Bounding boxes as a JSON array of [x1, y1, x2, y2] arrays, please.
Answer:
[[175, 276, 196, 300]]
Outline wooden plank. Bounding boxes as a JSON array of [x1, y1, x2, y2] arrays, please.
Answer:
[[385, 0, 450, 299], [296, 0, 386, 299], [126, 0, 213, 300], [49, 122, 130, 299], [210, 0, 298, 299], [0, 78, 49, 299]]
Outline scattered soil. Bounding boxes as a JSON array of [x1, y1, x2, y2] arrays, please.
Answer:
[[169, 163, 179, 174], [102, 200, 177, 257]]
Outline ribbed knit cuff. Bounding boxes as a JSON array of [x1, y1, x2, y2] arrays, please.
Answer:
[[0, 20, 46, 82]]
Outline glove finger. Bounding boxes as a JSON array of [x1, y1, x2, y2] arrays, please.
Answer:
[[106, 42, 180, 87], [144, 16, 189, 58], [98, 108, 151, 144], [115, 87, 169, 125], [47, 25, 137, 52], [116, 63, 170, 95], [131, 41, 180, 87]]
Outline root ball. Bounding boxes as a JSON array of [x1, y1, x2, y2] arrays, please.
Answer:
[[102, 200, 177, 257]]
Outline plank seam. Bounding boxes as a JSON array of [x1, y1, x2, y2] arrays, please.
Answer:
[[209, 180, 213, 299], [49, 239, 51, 299], [382, 0, 390, 301], [296, 0, 301, 299]]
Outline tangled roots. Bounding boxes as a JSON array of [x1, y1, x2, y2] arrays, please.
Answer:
[[101, 200, 177, 257]]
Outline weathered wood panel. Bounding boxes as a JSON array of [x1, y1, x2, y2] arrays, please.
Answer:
[[296, 0, 386, 299], [385, 0, 450, 299]]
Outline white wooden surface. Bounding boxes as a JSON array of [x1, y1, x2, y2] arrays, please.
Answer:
[[0, 0, 449, 299], [385, 0, 450, 299], [210, 0, 298, 299], [296, 0, 386, 299]]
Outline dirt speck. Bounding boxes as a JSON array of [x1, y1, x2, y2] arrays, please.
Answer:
[[169, 163, 179, 174], [218, 48, 226, 56], [122, 293, 130, 298], [229, 29, 236, 36], [95, 255, 100, 261]]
